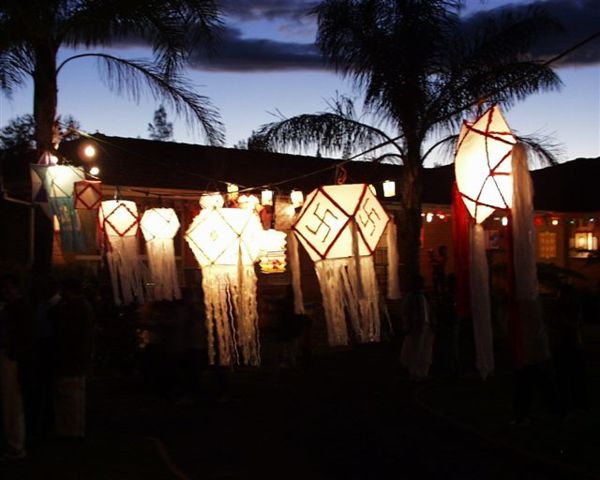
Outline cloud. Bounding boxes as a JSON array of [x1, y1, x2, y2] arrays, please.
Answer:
[[188, 27, 323, 72], [221, 0, 317, 22], [466, 0, 600, 66]]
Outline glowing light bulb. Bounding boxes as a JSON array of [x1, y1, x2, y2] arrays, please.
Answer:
[[551, 218, 559, 226], [83, 144, 96, 158], [501, 217, 509, 226], [89, 166, 100, 176], [426, 212, 433, 223]]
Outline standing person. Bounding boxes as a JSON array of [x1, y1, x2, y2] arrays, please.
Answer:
[[31, 277, 61, 440], [0, 274, 33, 461], [400, 277, 435, 382], [51, 278, 94, 439]]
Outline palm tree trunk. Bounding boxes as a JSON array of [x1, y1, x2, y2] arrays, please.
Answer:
[[33, 44, 59, 157], [398, 153, 423, 293]]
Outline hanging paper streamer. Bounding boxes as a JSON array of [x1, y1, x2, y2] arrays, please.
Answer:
[[292, 184, 390, 345], [511, 143, 549, 367], [386, 216, 401, 299], [185, 204, 263, 366], [454, 105, 516, 378], [451, 183, 471, 320], [140, 208, 181, 301], [288, 232, 305, 315], [99, 200, 147, 306], [30, 165, 86, 252]]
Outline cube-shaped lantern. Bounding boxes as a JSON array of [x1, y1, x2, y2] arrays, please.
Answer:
[[99, 200, 140, 237], [455, 105, 516, 224], [74, 180, 102, 210], [185, 208, 263, 266], [293, 183, 389, 261]]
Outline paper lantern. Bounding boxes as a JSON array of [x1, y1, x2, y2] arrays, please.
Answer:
[[185, 207, 263, 366], [292, 183, 393, 345], [455, 105, 516, 224], [227, 183, 239, 200], [140, 208, 181, 301], [290, 190, 304, 208], [382, 180, 396, 198], [74, 180, 102, 210], [99, 200, 147, 305], [30, 164, 85, 252], [453, 105, 517, 378], [258, 229, 287, 274], [200, 193, 224, 209], [261, 189, 274, 206], [238, 194, 260, 211]]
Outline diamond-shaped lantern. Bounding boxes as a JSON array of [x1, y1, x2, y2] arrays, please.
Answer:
[[99, 200, 139, 237], [293, 183, 389, 260], [140, 208, 180, 241], [74, 180, 102, 210], [185, 208, 263, 266], [99, 200, 146, 305], [455, 105, 517, 224]]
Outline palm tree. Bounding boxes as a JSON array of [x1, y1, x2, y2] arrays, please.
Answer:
[[254, 0, 562, 292], [0, 0, 224, 157]]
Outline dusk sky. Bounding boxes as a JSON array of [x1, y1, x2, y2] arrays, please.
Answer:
[[1, 0, 598, 165]]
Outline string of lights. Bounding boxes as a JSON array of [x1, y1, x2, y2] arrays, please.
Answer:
[[65, 28, 599, 202]]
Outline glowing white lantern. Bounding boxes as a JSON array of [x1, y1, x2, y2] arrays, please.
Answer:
[[238, 194, 260, 210], [290, 190, 304, 208], [382, 180, 396, 198], [292, 184, 392, 345], [258, 229, 287, 274], [227, 183, 239, 200], [140, 208, 181, 301], [99, 200, 147, 305], [200, 192, 224, 209], [185, 207, 263, 366], [30, 164, 86, 252], [453, 105, 517, 378], [261, 189, 274, 206], [455, 105, 516, 224]]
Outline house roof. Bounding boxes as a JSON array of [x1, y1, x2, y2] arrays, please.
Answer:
[[4, 134, 597, 213]]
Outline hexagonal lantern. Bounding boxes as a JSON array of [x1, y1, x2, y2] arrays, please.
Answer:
[[185, 207, 263, 366], [291, 184, 390, 346]]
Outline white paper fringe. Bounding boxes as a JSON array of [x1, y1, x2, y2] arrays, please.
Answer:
[[386, 218, 401, 299], [511, 143, 539, 301], [202, 264, 260, 366], [315, 256, 381, 346], [469, 223, 494, 378], [106, 235, 147, 306], [146, 238, 181, 301], [288, 232, 305, 314]]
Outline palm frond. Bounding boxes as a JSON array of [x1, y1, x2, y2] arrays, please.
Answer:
[[254, 110, 402, 159], [60, 0, 222, 74], [516, 133, 563, 167], [92, 53, 224, 145]]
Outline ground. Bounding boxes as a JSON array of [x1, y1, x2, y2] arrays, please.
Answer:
[[2, 337, 598, 480]]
